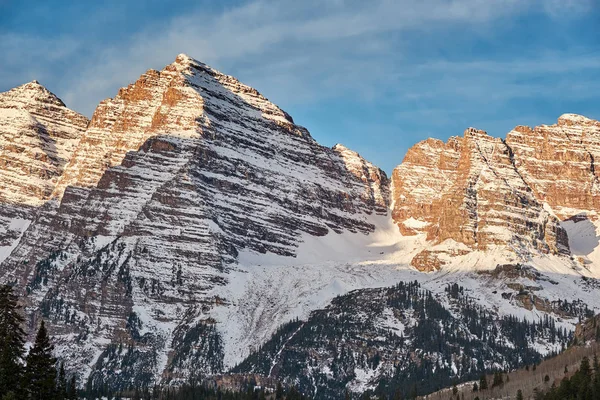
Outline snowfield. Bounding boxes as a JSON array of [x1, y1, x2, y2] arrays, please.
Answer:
[[213, 212, 600, 368]]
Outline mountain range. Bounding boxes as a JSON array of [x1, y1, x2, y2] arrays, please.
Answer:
[[1, 54, 599, 398]]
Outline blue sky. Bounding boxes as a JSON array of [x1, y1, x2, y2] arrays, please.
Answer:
[[1, 0, 599, 173]]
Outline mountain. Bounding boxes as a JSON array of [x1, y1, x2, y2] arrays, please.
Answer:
[[0, 54, 390, 387], [233, 280, 577, 398], [0, 54, 599, 398], [391, 115, 600, 273]]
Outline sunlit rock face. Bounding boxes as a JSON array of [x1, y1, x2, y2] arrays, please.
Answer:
[[505, 114, 600, 218], [391, 123, 578, 270]]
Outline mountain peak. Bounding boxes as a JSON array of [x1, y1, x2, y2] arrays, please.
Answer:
[[174, 53, 197, 65], [558, 113, 598, 126], [464, 126, 489, 138], [6, 80, 66, 107]]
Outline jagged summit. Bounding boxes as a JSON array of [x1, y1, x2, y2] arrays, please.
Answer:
[[463, 126, 489, 137], [392, 114, 600, 271], [56, 54, 309, 197], [332, 143, 350, 151], [0, 82, 88, 207], [5, 80, 67, 107], [0, 53, 391, 384], [173, 52, 204, 67]]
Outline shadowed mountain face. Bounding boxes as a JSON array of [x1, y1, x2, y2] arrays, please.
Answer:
[[1, 54, 600, 398]]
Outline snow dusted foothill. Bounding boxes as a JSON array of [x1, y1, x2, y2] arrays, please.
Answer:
[[0, 54, 599, 397]]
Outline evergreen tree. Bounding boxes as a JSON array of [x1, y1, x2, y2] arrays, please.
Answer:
[[66, 376, 77, 400], [1, 392, 17, 400], [57, 363, 67, 400], [516, 389, 524, 400], [579, 356, 591, 377], [0, 285, 26, 397], [23, 320, 57, 400], [492, 371, 504, 387], [479, 374, 488, 390], [275, 382, 283, 400]]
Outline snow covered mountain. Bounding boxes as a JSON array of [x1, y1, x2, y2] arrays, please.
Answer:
[[0, 54, 389, 385], [0, 54, 599, 398]]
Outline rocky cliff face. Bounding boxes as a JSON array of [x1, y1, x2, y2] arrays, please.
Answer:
[[390, 119, 600, 271], [506, 114, 600, 218], [0, 81, 89, 205]]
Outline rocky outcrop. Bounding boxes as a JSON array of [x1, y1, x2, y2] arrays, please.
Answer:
[[392, 125, 571, 270], [506, 114, 600, 218], [0, 81, 88, 205]]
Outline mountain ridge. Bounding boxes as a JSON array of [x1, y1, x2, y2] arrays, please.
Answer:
[[0, 54, 599, 398]]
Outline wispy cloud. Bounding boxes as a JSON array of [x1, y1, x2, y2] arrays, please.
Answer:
[[2, 0, 592, 114]]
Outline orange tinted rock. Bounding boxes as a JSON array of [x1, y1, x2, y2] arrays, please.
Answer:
[[393, 125, 571, 258]]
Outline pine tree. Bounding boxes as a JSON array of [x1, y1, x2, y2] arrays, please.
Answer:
[[479, 374, 488, 390], [23, 320, 57, 400], [492, 371, 503, 388], [66, 376, 77, 400], [516, 389, 523, 400], [275, 382, 283, 400], [0, 285, 26, 397], [57, 363, 67, 400], [579, 356, 591, 377]]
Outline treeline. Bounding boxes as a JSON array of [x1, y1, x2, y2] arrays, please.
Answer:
[[0, 285, 78, 400], [123, 382, 308, 400], [86, 379, 310, 400], [538, 355, 600, 400]]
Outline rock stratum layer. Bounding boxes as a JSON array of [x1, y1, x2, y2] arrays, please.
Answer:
[[0, 54, 599, 398]]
